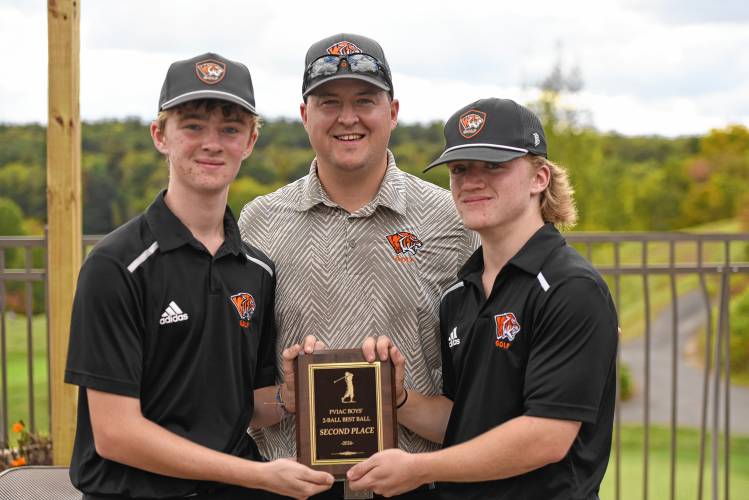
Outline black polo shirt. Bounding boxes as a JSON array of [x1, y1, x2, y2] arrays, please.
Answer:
[[65, 191, 277, 499], [438, 224, 618, 500]]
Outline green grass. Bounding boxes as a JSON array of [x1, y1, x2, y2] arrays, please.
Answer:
[[1, 313, 49, 444], [3, 319, 749, 500], [601, 424, 749, 500]]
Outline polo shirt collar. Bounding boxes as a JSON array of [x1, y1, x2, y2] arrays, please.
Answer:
[[458, 223, 566, 279], [145, 190, 243, 256], [509, 223, 566, 275], [295, 150, 408, 216]]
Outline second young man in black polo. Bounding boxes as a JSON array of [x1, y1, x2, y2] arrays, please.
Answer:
[[349, 98, 619, 499]]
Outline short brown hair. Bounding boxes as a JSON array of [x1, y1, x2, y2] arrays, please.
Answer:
[[156, 98, 261, 135], [530, 155, 578, 229]]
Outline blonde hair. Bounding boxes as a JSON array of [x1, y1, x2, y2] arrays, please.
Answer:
[[530, 154, 578, 229], [156, 99, 261, 136]]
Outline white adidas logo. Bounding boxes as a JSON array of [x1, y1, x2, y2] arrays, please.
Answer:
[[159, 301, 189, 325], [448, 327, 460, 348]]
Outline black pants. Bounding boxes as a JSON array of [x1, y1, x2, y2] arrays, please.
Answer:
[[267, 480, 435, 499], [83, 485, 269, 500]]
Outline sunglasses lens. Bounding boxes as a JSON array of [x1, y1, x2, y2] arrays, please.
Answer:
[[348, 54, 379, 74], [307, 55, 341, 79], [304, 53, 389, 93]]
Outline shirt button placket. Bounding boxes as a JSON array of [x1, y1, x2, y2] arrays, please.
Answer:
[[345, 212, 356, 275]]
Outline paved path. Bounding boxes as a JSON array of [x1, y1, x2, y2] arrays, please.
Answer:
[[618, 290, 749, 435]]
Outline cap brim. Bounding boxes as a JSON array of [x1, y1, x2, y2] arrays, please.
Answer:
[[423, 146, 526, 172], [160, 90, 257, 115], [303, 73, 390, 97]]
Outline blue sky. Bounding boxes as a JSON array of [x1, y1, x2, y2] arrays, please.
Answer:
[[1, 0, 748, 136]]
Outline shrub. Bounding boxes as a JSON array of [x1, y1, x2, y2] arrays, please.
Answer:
[[0, 421, 52, 470]]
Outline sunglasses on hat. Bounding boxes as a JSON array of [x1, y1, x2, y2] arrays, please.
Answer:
[[303, 53, 390, 89]]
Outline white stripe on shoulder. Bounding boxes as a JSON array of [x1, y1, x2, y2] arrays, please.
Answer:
[[440, 281, 464, 301], [537, 272, 550, 292], [245, 254, 274, 277], [127, 242, 159, 273]]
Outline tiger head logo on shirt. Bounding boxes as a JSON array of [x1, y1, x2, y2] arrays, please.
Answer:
[[494, 312, 521, 349], [230, 292, 256, 328], [386, 232, 423, 256]]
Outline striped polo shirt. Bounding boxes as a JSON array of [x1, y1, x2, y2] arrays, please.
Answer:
[[238, 151, 479, 460]]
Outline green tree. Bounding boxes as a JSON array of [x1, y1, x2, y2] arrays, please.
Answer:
[[227, 177, 279, 216], [0, 197, 25, 269], [0, 162, 46, 222]]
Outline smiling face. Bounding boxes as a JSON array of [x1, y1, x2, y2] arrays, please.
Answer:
[[448, 157, 549, 234], [300, 79, 398, 177], [151, 103, 257, 198]]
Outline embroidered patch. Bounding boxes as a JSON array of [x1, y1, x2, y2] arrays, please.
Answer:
[[230, 292, 256, 328], [458, 110, 487, 139], [195, 59, 226, 85], [327, 41, 362, 55], [494, 312, 521, 349], [386, 231, 423, 263]]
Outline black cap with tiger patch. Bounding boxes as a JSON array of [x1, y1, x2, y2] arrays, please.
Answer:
[[158, 52, 257, 114], [424, 98, 546, 171], [302, 33, 393, 98]]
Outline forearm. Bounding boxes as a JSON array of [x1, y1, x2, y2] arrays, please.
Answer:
[[249, 385, 283, 429], [397, 392, 452, 444], [96, 409, 267, 489], [415, 415, 580, 483]]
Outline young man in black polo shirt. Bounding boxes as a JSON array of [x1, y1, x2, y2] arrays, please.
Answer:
[[65, 53, 334, 499], [349, 98, 619, 499]]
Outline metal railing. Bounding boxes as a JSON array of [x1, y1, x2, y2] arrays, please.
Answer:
[[566, 232, 749, 500], [1, 232, 748, 499], [0, 235, 99, 446]]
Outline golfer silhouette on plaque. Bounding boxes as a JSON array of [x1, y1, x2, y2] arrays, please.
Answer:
[[334, 371, 356, 404]]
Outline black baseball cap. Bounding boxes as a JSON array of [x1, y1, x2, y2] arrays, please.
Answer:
[[424, 98, 546, 171], [158, 52, 257, 115], [302, 33, 393, 98]]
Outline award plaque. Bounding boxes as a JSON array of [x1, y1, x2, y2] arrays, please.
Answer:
[[295, 349, 398, 478]]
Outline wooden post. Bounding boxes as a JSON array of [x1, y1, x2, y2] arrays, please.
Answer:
[[47, 0, 81, 465]]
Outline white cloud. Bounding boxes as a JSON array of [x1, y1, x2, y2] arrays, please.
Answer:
[[2, 0, 749, 136], [624, 0, 749, 25], [0, 3, 47, 123]]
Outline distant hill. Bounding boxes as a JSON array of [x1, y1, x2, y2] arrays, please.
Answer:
[[0, 120, 747, 235]]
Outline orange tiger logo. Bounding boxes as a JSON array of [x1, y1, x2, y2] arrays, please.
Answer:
[[195, 59, 226, 85], [458, 110, 487, 139], [494, 312, 521, 349], [386, 232, 423, 256], [230, 292, 256, 328], [327, 41, 362, 55]]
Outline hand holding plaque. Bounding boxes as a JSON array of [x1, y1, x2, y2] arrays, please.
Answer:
[[278, 335, 327, 414]]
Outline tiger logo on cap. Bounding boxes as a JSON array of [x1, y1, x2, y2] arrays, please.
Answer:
[[230, 292, 256, 328], [195, 59, 226, 85], [327, 41, 362, 55], [458, 110, 487, 139]]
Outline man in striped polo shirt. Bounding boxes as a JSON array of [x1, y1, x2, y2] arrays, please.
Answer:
[[239, 34, 478, 499]]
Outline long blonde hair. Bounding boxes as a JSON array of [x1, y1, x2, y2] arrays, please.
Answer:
[[530, 154, 578, 229]]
